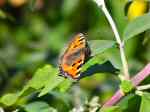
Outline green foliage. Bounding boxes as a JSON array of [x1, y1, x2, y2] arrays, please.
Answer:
[[39, 76, 64, 97], [0, 0, 150, 111], [62, 0, 79, 17], [123, 13, 150, 41], [140, 92, 150, 112], [120, 80, 134, 93], [27, 65, 56, 90], [57, 79, 72, 93], [117, 94, 141, 112], [0, 93, 19, 106], [23, 101, 57, 112], [89, 40, 116, 56], [104, 48, 122, 69], [0, 10, 7, 19], [100, 106, 122, 112], [29, 0, 37, 11], [0, 65, 66, 106]]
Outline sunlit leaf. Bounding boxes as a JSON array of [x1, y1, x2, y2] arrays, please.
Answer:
[[0, 93, 19, 106], [123, 13, 150, 41], [140, 92, 150, 112], [89, 40, 116, 56], [23, 101, 57, 112], [27, 65, 56, 89], [107, 0, 127, 34], [81, 54, 107, 72], [38, 76, 64, 97], [120, 80, 134, 93], [104, 48, 122, 69], [100, 106, 122, 112], [20, 65, 62, 97], [57, 79, 72, 93]]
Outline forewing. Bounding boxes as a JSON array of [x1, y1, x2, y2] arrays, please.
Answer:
[[67, 33, 86, 52]]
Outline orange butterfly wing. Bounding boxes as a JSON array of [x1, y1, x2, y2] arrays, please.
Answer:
[[59, 33, 91, 79]]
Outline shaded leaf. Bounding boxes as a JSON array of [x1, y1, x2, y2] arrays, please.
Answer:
[[0, 10, 7, 19], [117, 94, 141, 112], [62, 0, 79, 17], [29, 0, 37, 11]]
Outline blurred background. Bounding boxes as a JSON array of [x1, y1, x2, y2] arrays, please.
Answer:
[[0, 0, 150, 111]]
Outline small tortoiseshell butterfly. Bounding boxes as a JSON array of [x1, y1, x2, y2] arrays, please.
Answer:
[[58, 33, 91, 80]]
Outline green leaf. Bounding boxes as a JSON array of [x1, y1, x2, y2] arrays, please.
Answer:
[[0, 65, 65, 106], [39, 76, 64, 97], [140, 92, 150, 112], [100, 106, 122, 112], [29, 0, 37, 11], [49, 91, 71, 108], [27, 65, 56, 89], [123, 13, 150, 41], [0, 93, 19, 106], [20, 65, 62, 97], [81, 54, 107, 72], [23, 101, 57, 112], [57, 79, 72, 93], [117, 94, 140, 112], [89, 40, 116, 56], [120, 80, 134, 93], [0, 10, 7, 19], [107, 0, 127, 34], [104, 48, 122, 69], [62, 0, 79, 17], [117, 94, 135, 111]]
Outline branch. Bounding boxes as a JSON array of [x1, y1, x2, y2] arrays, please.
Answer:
[[94, 0, 130, 79], [102, 63, 150, 107]]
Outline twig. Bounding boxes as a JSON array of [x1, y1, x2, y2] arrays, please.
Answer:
[[102, 63, 150, 107], [94, 0, 130, 79], [102, 90, 124, 107]]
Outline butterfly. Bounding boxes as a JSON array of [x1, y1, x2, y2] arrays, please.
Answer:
[[58, 33, 91, 80]]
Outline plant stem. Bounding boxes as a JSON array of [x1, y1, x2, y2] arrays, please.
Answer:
[[94, 0, 150, 107], [94, 0, 130, 79], [102, 63, 150, 107], [137, 84, 150, 90]]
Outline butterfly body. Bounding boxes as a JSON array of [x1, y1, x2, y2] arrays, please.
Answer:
[[59, 33, 91, 79]]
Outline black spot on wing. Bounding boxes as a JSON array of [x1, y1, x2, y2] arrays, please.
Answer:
[[77, 63, 83, 69]]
